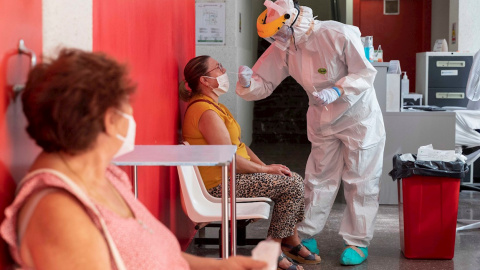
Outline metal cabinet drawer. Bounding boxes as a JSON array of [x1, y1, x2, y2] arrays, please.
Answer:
[[428, 87, 469, 107], [428, 56, 473, 88]]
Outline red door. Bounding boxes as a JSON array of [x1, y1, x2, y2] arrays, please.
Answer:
[[353, 0, 431, 92]]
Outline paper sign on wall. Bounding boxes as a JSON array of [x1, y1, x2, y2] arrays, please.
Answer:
[[195, 3, 226, 45]]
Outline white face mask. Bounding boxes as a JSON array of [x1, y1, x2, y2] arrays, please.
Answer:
[[204, 73, 229, 96], [114, 110, 136, 158]]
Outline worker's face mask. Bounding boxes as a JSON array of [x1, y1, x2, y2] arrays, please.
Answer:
[[204, 73, 230, 96], [114, 110, 136, 158]]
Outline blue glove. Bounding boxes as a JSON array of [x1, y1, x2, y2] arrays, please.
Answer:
[[238, 65, 253, 87], [312, 87, 341, 106]]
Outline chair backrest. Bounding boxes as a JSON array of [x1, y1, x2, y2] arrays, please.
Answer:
[[177, 164, 229, 223]]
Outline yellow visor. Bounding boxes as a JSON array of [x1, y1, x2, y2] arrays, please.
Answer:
[[257, 9, 291, 38]]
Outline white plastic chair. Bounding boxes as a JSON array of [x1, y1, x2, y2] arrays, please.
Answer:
[[177, 164, 271, 223], [180, 141, 271, 204], [176, 142, 272, 246], [189, 157, 272, 204]]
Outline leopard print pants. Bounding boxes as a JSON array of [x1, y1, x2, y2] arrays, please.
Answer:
[[208, 172, 305, 239]]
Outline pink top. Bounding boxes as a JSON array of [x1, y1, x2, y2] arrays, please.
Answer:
[[0, 165, 190, 270]]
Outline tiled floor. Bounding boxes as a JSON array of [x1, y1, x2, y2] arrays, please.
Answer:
[[186, 143, 480, 270]]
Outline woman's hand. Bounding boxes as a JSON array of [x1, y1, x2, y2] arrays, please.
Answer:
[[262, 164, 292, 177]]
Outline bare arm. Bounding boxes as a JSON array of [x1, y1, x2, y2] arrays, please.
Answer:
[[19, 191, 111, 270], [182, 253, 267, 270], [198, 110, 291, 176]]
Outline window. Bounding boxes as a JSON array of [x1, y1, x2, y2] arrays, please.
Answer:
[[384, 0, 400, 15]]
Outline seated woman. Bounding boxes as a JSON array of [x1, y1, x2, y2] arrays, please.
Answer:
[[0, 49, 267, 270], [180, 56, 322, 270]]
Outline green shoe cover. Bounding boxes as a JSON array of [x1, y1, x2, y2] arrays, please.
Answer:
[[340, 246, 368, 265], [300, 238, 320, 255]]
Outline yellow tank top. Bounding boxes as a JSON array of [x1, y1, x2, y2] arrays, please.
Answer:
[[182, 94, 250, 190]]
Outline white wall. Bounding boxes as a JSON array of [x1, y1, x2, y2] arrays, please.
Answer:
[[458, 0, 480, 53], [449, 0, 460, 52], [344, 0, 353, 25], [447, 0, 480, 53], [235, 0, 256, 146], [43, 0, 92, 56], [431, 0, 450, 49]]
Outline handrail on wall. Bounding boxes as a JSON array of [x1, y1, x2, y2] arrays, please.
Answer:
[[13, 39, 37, 98]]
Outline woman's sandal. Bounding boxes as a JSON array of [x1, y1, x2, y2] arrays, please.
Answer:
[[277, 253, 301, 270], [281, 243, 321, 265]]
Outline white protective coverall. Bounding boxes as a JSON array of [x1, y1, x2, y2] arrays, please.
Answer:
[[236, 2, 386, 247], [467, 50, 480, 110]]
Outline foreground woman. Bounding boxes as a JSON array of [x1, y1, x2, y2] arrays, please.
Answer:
[[0, 49, 266, 270]]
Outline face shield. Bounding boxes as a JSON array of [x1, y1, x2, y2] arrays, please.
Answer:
[[257, 0, 300, 54]]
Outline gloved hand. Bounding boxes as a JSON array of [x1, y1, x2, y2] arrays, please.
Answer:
[[238, 65, 253, 87], [312, 87, 341, 106]]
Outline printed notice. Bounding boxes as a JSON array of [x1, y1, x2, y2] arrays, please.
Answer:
[[196, 3, 226, 45]]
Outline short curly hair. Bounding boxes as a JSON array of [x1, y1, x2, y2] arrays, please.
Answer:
[[22, 48, 136, 154]]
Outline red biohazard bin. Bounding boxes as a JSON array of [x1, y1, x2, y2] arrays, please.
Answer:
[[397, 175, 460, 259]]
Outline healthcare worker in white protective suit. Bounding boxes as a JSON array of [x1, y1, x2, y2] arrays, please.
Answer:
[[236, 0, 386, 266]]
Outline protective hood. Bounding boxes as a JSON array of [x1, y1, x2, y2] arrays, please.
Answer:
[[291, 6, 315, 45]]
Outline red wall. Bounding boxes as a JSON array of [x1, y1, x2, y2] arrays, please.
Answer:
[[0, 1, 42, 266], [353, 0, 431, 92], [92, 0, 196, 248]]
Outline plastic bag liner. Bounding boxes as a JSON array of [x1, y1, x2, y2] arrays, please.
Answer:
[[389, 154, 469, 180]]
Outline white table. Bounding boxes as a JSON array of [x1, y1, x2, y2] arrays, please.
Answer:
[[112, 145, 238, 258]]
